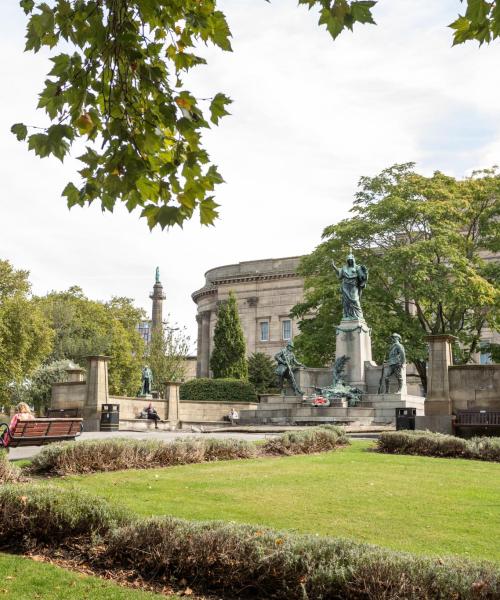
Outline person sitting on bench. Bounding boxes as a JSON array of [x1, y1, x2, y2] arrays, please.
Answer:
[[2, 402, 35, 446], [145, 403, 160, 429]]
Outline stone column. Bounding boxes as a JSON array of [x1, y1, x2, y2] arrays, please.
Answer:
[[198, 310, 211, 378], [335, 319, 373, 391], [166, 381, 181, 428], [83, 356, 110, 431], [425, 335, 456, 416]]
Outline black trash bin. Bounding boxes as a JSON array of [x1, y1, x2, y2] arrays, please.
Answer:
[[100, 404, 119, 432], [395, 407, 416, 431]]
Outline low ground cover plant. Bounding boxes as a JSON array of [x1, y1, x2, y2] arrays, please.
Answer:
[[0, 451, 23, 483], [377, 430, 500, 461], [0, 484, 128, 546], [27, 427, 347, 476], [263, 425, 348, 455], [0, 485, 498, 600]]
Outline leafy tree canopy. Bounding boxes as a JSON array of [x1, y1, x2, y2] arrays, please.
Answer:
[[13, 0, 497, 230], [11, 358, 81, 414], [292, 163, 500, 389], [210, 292, 248, 379], [35, 287, 146, 395], [0, 260, 54, 404], [147, 318, 191, 397]]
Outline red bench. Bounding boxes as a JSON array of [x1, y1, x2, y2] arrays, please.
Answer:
[[0, 418, 83, 448]]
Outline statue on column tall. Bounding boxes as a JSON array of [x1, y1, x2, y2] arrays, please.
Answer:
[[332, 252, 368, 320]]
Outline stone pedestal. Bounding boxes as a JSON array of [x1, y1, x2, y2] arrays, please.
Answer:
[[166, 381, 181, 428], [83, 355, 110, 432], [425, 335, 456, 416], [335, 319, 372, 390]]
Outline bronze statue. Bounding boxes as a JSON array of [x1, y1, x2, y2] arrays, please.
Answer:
[[379, 333, 406, 393], [332, 252, 368, 320], [274, 342, 305, 395], [140, 365, 153, 396]]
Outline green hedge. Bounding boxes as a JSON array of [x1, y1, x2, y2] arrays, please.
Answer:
[[179, 378, 257, 403], [377, 431, 500, 462]]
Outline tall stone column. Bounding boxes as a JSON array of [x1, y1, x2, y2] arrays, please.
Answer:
[[150, 267, 166, 332], [198, 310, 212, 378], [83, 355, 110, 431], [425, 334, 456, 416]]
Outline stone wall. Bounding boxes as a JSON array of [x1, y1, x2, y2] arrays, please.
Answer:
[[109, 396, 169, 420], [51, 382, 86, 411], [179, 400, 259, 422], [449, 364, 500, 411]]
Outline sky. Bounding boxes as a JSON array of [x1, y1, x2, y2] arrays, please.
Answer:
[[1, 0, 500, 348]]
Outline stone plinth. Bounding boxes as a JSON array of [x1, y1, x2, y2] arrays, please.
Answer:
[[66, 368, 85, 382], [83, 355, 110, 432], [335, 319, 372, 390], [425, 335, 456, 416], [166, 381, 181, 426]]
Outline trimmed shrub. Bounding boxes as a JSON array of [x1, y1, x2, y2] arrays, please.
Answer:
[[377, 431, 500, 462], [263, 425, 349, 456], [106, 516, 500, 600], [180, 378, 257, 403], [248, 352, 278, 394], [0, 451, 24, 483], [0, 484, 128, 547], [28, 437, 257, 476]]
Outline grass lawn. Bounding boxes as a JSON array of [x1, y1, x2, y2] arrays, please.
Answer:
[[53, 441, 500, 563], [0, 553, 177, 599]]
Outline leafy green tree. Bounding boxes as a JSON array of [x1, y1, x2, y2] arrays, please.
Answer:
[[210, 292, 247, 379], [292, 164, 500, 390], [11, 358, 80, 414], [16, 1, 496, 230], [0, 260, 53, 405], [248, 352, 277, 394], [147, 320, 191, 398], [36, 288, 145, 396]]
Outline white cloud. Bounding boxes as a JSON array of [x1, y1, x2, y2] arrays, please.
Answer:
[[0, 0, 499, 346]]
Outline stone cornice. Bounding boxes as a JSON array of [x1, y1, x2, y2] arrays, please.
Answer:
[[192, 271, 300, 303]]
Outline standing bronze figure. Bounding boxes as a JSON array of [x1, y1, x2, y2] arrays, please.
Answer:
[[332, 252, 368, 320], [275, 342, 305, 395], [378, 333, 406, 393]]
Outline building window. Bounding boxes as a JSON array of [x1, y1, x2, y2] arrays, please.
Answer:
[[282, 319, 292, 341], [137, 321, 151, 344], [260, 321, 269, 342]]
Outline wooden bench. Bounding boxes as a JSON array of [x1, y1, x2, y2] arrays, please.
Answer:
[[454, 410, 500, 437], [0, 418, 83, 448]]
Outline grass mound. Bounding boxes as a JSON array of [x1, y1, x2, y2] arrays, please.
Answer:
[[263, 425, 349, 455], [377, 431, 500, 461], [0, 450, 24, 483], [107, 516, 500, 599], [0, 484, 128, 548]]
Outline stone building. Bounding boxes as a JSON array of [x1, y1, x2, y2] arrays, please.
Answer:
[[192, 257, 304, 377]]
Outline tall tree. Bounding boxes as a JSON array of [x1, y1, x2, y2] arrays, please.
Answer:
[[147, 320, 191, 397], [210, 292, 248, 379], [0, 260, 53, 404], [14, 1, 495, 230], [292, 164, 500, 390], [248, 352, 277, 394], [36, 288, 145, 396]]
